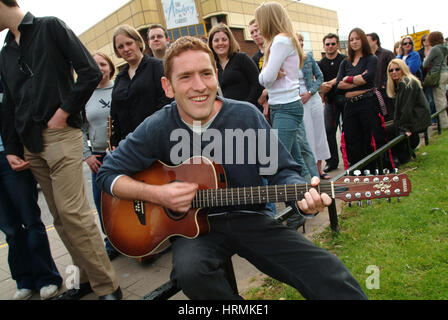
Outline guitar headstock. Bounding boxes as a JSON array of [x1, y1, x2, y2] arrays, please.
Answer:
[[333, 174, 411, 203]]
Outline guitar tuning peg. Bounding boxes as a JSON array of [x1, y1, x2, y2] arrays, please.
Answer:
[[387, 198, 391, 203], [354, 170, 362, 176], [383, 169, 390, 175], [357, 201, 363, 207], [346, 170, 351, 176], [348, 202, 352, 208], [363, 170, 371, 176], [375, 169, 380, 176], [366, 200, 373, 206], [397, 197, 401, 203], [394, 168, 399, 174]]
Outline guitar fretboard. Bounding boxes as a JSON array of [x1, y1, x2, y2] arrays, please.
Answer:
[[191, 183, 342, 208]]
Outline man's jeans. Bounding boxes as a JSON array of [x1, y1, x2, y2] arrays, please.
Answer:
[[171, 212, 368, 300], [0, 151, 62, 290], [270, 100, 318, 180]]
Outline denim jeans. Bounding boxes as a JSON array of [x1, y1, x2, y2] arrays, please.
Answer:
[[90, 153, 114, 251], [270, 100, 318, 180], [0, 151, 62, 290]]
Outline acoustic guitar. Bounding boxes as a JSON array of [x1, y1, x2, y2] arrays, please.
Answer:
[[101, 156, 411, 258]]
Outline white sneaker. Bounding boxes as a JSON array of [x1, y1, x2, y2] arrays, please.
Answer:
[[40, 284, 59, 300], [12, 288, 33, 300]]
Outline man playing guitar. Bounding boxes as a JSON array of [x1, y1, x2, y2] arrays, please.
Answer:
[[96, 36, 367, 300]]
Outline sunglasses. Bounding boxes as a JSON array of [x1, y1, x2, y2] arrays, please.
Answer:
[[402, 42, 412, 46], [325, 42, 337, 46], [389, 68, 401, 73], [17, 56, 34, 77]]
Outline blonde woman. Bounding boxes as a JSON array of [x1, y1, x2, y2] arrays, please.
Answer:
[[111, 25, 171, 147], [256, 2, 318, 183], [387, 59, 431, 164]]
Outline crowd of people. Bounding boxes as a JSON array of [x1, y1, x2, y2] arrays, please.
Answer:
[[0, 0, 447, 301]]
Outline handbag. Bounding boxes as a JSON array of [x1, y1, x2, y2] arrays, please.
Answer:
[[423, 71, 441, 88], [423, 51, 447, 88]]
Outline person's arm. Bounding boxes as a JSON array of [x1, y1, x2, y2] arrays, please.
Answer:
[[255, 113, 332, 214], [395, 80, 418, 133], [47, 17, 102, 125], [240, 53, 264, 105], [422, 46, 436, 69], [336, 59, 354, 90], [259, 38, 292, 88], [112, 175, 198, 214], [0, 76, 23, 157], [309, 55, 324, 94], [406, 51, 422, 75]]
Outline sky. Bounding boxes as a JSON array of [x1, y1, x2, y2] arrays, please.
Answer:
[[1, 0, 447, 51]]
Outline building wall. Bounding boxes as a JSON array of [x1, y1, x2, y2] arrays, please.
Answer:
[[78, 0, 339, 67]]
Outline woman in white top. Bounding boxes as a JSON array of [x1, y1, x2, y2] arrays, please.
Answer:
[[256, 2, 318, 182], [82, 52, 119, 260], [297, 33, 331, 180]]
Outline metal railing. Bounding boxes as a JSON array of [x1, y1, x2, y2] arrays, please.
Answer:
[[327, 106, 447, 232]]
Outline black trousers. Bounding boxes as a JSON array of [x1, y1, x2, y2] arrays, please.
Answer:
[[324, 97, 345, 167], [170, 212, 367, 300], [342, 95, 387, 169]]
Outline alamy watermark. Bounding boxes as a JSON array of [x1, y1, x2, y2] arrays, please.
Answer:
[[169, 121, 279, 175], [366, 265, 380, 290]]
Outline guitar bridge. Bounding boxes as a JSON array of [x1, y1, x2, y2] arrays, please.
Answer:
[[133, 200, 146, 225]]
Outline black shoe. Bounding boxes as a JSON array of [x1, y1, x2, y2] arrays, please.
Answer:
[[99, 287, 122, 300], [54, 282, 93, 300], [324, 164, 338, 173]]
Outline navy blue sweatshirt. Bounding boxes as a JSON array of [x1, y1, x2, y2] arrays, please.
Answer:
[[97, 97, 306, 216]]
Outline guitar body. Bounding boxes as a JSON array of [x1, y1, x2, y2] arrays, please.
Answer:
[[101, 157, 226, 258]]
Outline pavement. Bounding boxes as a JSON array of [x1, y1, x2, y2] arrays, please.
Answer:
[[0, 160, 347, 301]]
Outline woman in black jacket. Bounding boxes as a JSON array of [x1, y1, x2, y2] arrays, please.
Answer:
[[208, 23, 262, 107], [336, 28, 390, 170], [110, 25, 172, 147], [387, 59, 431, 164]]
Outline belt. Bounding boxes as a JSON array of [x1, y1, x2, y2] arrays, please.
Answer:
[[346, 90, 375, 104]]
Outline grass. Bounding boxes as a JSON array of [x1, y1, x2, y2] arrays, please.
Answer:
[[244, 130, 448, 300]]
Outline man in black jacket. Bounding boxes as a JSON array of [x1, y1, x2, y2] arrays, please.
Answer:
[[318, 34, 346, 173], [0, 0, 121, 300]]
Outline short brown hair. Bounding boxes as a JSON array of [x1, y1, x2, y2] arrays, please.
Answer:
[[208, 23, 240, 61], [323, 33, 339, 44], [93, 52, 116, 78], [0, 0, 18, 7], [147, 24, 168, 39], [164, 36, 216, 81], [112, 25, 145, 58], [428, 31, 444, 47]]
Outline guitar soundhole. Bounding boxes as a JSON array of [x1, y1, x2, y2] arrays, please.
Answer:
[[165, 208, 188, 221]]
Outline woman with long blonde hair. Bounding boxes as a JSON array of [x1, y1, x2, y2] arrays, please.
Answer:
[[387, 59, 431, 164], [256, 2, 318, 182], [256, 2, 318, 230]]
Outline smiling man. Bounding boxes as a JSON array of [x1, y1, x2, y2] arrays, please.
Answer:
[[96, 36, 367, 300]]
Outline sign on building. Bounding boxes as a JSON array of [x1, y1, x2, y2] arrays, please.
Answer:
[[162, 0, 199, 30]]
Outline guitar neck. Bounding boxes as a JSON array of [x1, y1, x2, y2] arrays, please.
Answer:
[[191, 174, 411, 208], [192, 183, 336, 208]]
